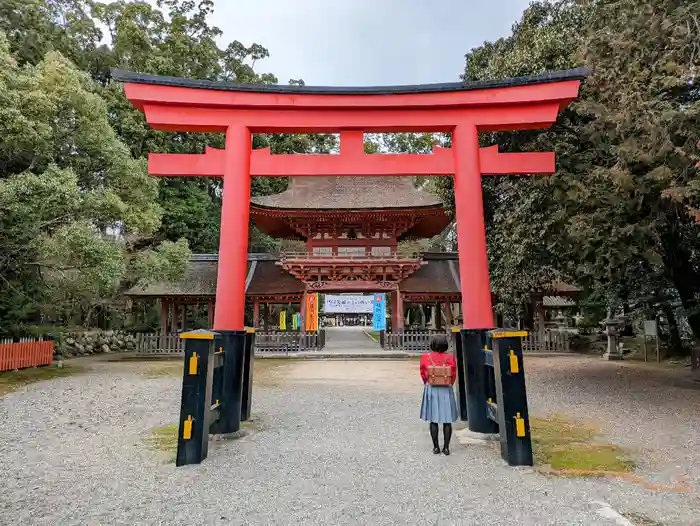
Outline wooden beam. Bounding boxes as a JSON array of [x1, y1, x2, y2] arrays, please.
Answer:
[[148, 144, 555, 178]]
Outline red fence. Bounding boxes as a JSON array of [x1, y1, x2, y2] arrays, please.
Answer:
[[0, 340, 54, 372]]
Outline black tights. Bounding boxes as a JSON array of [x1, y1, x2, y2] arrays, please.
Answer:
[[429, 422, 452, 449]]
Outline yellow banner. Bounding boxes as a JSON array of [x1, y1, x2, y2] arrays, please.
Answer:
[[305, 293, 319, 332], [279, 310, 287, 330]]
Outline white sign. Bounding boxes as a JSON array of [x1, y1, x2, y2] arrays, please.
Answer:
[[323, 295, 374, 313], [644, 320, 658, 337]]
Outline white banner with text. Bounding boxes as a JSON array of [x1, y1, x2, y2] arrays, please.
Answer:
[[323, 295, 374, 313]]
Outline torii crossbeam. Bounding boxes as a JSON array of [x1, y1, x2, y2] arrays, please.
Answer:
[[114, 68, 588, 332]]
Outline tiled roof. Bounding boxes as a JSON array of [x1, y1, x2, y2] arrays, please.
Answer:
[[250, 176, 444, 210], [401, 258, 461, 294], [124, 253, 580, 299], [542, 295, 577, 308]]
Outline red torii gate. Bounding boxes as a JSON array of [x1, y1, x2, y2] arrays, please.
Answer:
[[114, 68, 587, 332]]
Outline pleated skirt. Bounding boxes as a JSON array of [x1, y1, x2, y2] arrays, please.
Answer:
[[420, 384, 458, 424]]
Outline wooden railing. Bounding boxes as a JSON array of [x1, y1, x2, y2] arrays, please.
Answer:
[[522, 330, 571, 353], [382, 330, 445, 352], [135, 332, 185, 355], [133, 330, 326, 356], [0, 337, 54, 371], [255, 330, 326, 353], [280, 250, 421, 261]]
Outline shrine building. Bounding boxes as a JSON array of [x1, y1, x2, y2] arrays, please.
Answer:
[[127, 175, 579, 334]]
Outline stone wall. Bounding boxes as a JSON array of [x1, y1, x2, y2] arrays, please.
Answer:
[[56, 330, 136, 358]]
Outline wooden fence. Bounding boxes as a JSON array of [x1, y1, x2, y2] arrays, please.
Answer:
[[522, 330, 571, 353], [254, 330, 325, 354], [134, 332, 185, 355], [133, 330, 326, 356], [382, 330, 444, 352], [379, 329, 571, 354], [0, 338, 54, 371]]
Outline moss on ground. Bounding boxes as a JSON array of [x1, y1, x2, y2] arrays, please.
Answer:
[[531, 414, 636, 476], [144, 415, 263, 463], [143, 424, 180, 462], [622, 512, 665, 526], [138, 358, 287, 385], [0, 364, 82, 396], [364, 330, 380, 342], [140, 361, 183, 378]]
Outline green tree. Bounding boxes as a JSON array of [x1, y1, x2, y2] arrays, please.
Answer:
[[0, 35, 188, 334], [450, 0, 700, 367]]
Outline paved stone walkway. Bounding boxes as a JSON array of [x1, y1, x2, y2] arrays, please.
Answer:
[[1, 357, 698, 525], [322, 326, 382, 353]]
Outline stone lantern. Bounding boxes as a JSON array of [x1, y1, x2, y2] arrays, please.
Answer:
[[601, 317, 626, 360]]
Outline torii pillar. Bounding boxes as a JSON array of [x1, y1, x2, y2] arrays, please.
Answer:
[[216, 126, 252, 330]]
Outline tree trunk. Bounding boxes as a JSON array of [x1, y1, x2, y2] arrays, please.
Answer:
[[660, 302, 684, 356], [659, 205, 700, 348]]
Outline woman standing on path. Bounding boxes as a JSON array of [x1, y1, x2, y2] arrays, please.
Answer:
[[419, 335, 458, 455]]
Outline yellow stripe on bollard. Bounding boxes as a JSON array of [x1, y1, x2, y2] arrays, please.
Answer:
[[491, 331, 528, 339], [515, 413, 526, 437], [188, 352, 198, 375], [509, 349, 520, 374], [183, 415, 193, 440]]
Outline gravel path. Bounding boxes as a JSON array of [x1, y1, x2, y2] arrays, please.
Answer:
[[0, 356, 698, 525]]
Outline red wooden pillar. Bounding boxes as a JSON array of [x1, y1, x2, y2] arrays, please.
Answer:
[[391, 292, 398, 333], [253, 299, 260, 328], [396, 290, 405, 331], [214, 125, 252, 331], [300, 292, 307, 332], [453, 124, 494, 329]]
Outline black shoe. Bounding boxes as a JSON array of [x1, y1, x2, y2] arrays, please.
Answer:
[[433, 447, 441, 454], [442, 447, 450, 456]]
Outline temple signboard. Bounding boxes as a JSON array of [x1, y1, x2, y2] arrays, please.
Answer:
[[324, 295, 374, 313]]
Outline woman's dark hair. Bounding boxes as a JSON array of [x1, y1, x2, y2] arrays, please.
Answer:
[[430, 334, 449, 353]]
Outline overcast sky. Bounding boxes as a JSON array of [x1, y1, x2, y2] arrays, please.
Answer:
[[206, 0, 533, 86]]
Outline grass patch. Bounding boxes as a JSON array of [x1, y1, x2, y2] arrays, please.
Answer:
[[140, 361, 183, 379], [138, 357, 287, 384], [531, 414, 635, 476], [143, 424, 179, 461], [365, 330, 380, 342], [622, 512, 665, 526], [144, 415, 263, 463], [0, 364, 82, 396]]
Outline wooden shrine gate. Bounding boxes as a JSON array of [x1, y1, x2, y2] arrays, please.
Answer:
[[115, 67, 588, 464]]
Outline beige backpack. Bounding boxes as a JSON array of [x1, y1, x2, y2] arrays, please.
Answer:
[[426, 353, 453, 386]]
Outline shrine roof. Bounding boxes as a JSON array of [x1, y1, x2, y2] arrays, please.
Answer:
[[111, 68, 590, 95], [250, 176, 444, 210], [124, 254, 302, 298], [124, 253, 581, 299]]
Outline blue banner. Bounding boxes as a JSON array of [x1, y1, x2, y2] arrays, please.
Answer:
[[372, 293, 386, 331]]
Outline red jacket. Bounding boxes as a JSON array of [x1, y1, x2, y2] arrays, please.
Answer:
[[420, 352, 457, 385]]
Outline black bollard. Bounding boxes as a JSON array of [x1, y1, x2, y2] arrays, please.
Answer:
[[209, 330, 246, 434], [461, 329, 499, 434], [240, 329, 256, 422], [452, 328, 468, 421], [176, 330, 217, 467], [491, 330, 533, 466]]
